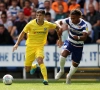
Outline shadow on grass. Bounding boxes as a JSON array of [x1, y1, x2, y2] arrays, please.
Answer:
[[0, 79, 100, 84]]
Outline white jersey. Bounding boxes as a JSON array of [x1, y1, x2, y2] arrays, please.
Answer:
[[62, 17, 88, 46]]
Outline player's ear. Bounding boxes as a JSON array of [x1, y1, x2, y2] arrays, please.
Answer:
[[79, 14, 82, 18], [80, 15, 82, 18]]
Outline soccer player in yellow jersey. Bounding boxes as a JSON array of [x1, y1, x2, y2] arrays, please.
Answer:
[[12, 9, 62, 85]]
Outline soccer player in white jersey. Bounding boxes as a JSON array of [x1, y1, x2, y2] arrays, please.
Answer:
[[55, 9, 88, 84]]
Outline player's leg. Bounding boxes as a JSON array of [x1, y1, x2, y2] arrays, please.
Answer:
[[37, 57, 48, 85], [25, 46, 37, 74], [25, 64, 38, 74], [30, 63, 38, 75], [66, 46, 83, 84], [36, 47, 48, 85], [66, 61, 78, 84], [55, 40, 70, 80], [55, 50, 70, 80]]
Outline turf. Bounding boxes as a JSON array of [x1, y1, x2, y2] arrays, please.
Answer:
[[0, 79, 100, 90]]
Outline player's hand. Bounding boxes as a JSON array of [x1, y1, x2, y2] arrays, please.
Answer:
[[57, 39, 63, 48], [12, 44, 18, 52], [73, 35, 78, 40]]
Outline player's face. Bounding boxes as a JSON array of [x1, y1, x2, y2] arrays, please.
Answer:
[[70, 15, 80, 24], [36, 13, 45, 22]]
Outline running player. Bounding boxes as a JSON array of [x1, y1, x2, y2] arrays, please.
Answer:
[[12, 9, 62, 85], [55, 9, 88, 84]]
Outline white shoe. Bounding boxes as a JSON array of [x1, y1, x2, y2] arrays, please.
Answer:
[[66, 74, 71, 84], [55, 71, 64, 80]]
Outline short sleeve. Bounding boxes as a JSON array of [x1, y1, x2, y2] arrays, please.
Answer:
[[82, 24, 88, 33], [48, 22, 57, 30], [62, 30, 68, 42], [23, 23, 30, 33], [58, 18, 69, 24], [62, 18, 69, 24], [55, 18, 69, 28], [86, 22, 92, 31]]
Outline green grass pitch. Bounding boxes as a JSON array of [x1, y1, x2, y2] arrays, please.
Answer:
[[0, 79, 100, 90]]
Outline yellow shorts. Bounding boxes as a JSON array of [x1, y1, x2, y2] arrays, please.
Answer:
[[24, 46, 44, 66]]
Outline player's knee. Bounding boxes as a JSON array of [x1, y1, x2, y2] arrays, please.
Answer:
[[37, 60, 43, 65], [61, 50, 70, 57], [37, 57, 43, 65], [72, 61, 79, 67], [25, 66, 31, 72]]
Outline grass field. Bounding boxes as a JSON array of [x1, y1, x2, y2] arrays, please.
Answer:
[[0, 79, 100, 90]]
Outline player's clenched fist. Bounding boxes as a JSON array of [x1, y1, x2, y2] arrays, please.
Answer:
[[73, 35, 78, 40], [12, 44, 18, 52], [57, 39, 63, 48]]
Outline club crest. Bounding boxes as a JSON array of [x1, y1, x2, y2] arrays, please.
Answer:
[[44, 28, 47, 31], [78, 25, 81, 28]]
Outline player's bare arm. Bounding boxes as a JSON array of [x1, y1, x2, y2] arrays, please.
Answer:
[[55, 19, 66, 47], [12, 31, 26, 52], [55, 26, 63, 47], [55, 26, 62, 38], [73, 32, 88, 41]]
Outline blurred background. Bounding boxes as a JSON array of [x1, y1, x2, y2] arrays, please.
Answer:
[[0, 0, 100, 80]]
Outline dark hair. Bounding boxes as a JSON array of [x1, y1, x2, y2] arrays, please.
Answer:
[[11, 0, 17, 2], [45, 12, 51, 16], [1, 11, 7, 17], [44, 0, 50, 3], [0, 24, 4, 27], [0, 1, 6, 5], [36, 9, 45, 15], [82, 15, 86, 19], [70, 9, 82, 16], [0, 1, 7, 8], [24, 0, 31, 6]]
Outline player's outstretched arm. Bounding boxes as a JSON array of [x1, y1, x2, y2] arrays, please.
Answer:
[[12, 31, 25, 52]]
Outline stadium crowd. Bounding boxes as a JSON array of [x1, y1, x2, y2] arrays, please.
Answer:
[[0, 0, 100, 45]]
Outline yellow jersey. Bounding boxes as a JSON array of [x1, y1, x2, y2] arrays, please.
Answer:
[[23, 19, 57, 46]]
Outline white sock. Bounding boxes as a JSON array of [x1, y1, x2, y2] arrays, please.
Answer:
[[59, 55, 66, 72], [68, 65, 78, 77]]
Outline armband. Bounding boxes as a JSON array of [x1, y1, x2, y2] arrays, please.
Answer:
[[78, 36, 80, 40]]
